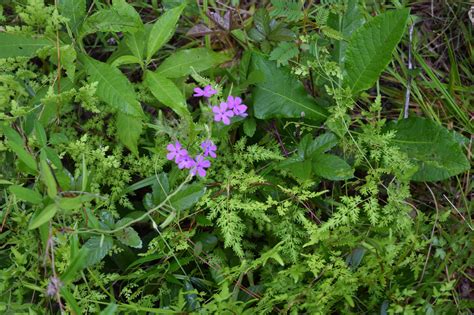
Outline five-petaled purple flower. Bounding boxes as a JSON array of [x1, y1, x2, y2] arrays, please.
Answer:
[[212, 102, 234, 125], [176, 154, 193, 169], [193, 85, 217, 98], [166, 141, 188, 163], [226, 96, 248, 117], [190, 155, 211, 177], [201, 140, 217, 158]]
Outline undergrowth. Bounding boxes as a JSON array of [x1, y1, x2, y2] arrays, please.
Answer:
[[0, 0, 472, 314]]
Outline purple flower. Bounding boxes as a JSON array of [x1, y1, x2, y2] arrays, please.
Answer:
[[190, 155, 211, 177], [193, 85, 217, 98], [212, 102, 234, 125], [176, 154, 193, 169], [201, 140, 217, 158], [166, 141, 188, 163], [227, 95, 248, 117], [46, 277, 62, 297]]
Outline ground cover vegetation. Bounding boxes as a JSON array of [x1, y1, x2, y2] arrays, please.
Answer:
[[0, 0, 472, 313]]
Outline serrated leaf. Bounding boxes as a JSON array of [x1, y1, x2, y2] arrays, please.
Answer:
[[59, 0, 86, 34], [80, 55, 144, 118], [9, 185, 43, 204], [146, 4, 185, 62], [344, 8, 410, 93], [313, 154, 353, 180], [306, 132, 338, 156], [387, 117, 470, 181], [83, 236, 114, 267], [169, 183, 206, 211], [155, 48, 231, 78], [29, 204, 58, 230], [278, 156, 312, 181], [143, 71, 190, 119], [250, 53, 327, 121], [116, 112, 142, 156], [115, 227, 142, 248], [0, 33, 51, 58], [80, 0, 142, 38], [269, 41, 299, 66]]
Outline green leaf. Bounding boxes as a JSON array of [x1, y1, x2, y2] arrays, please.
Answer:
[[143, 71, 190, 119], [9, 185, 43, 204], [80, 55, 144, 118], [124, 29, 146, 62], [115, 227, 142, 249], [99, 304, 118, 315], [306, 132, 338, 156], [116, 112, 142, 155], [29, 204, 58, 230], [0, 33, 51, 58], [61, 247, 89, 283], [60, 287, 82, 314], [40, 152, 57, 198], [155, 48, 231, 78], [34, 121, 47, 147], [387, 117, 470, 181], [250, 53, 327, 121], [328, 0, 364, 66], [313, 154, 354, 180], [58, 0, 86, 33], [110, 54, 142, 67], [79, 0, 142, 38], [243, 117, 257, 137], [57, 195, 95, 210], [2, 125, 37, 171], [146, 4, 185, 62], [344, 8, 410, 93], [169, 183, 206, 211], [83, 235, 114, 267], [278, 156, 312, 181]]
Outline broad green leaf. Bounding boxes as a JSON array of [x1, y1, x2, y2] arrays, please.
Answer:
[[344, 8, 410, 93], [40, 152, 57, 198], [9, 185, 43, 204], [58, 0, 86, 33], [80, 55, 144, 118], [80, 0, 142, 38], [2, 125, 37, 171], [243, 117, 257, 137], [29, 204, 58, 230], [116, 112, 142, 155], [250, 53, 327, 121], [0, 33, 51, 58], [83, 235, 114, 267], [144, 71, 190, 118], [313, 154, 354, 180], [115, 227, 142, 248], [155, 48, 231, 78], [146, 4, 185, 62], [306, 133, 338, 156], [278, 156, 312, 181], [387, 117, 470, 181], [169, 183, 206, 211]]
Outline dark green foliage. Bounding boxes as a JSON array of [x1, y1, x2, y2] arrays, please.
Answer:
[[0, 1, 471, 314]]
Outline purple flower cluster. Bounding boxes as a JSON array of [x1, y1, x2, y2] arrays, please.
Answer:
[[166, 140, 217, 177], [193, 85, 248, 126], [212, 96, 248, 125]]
